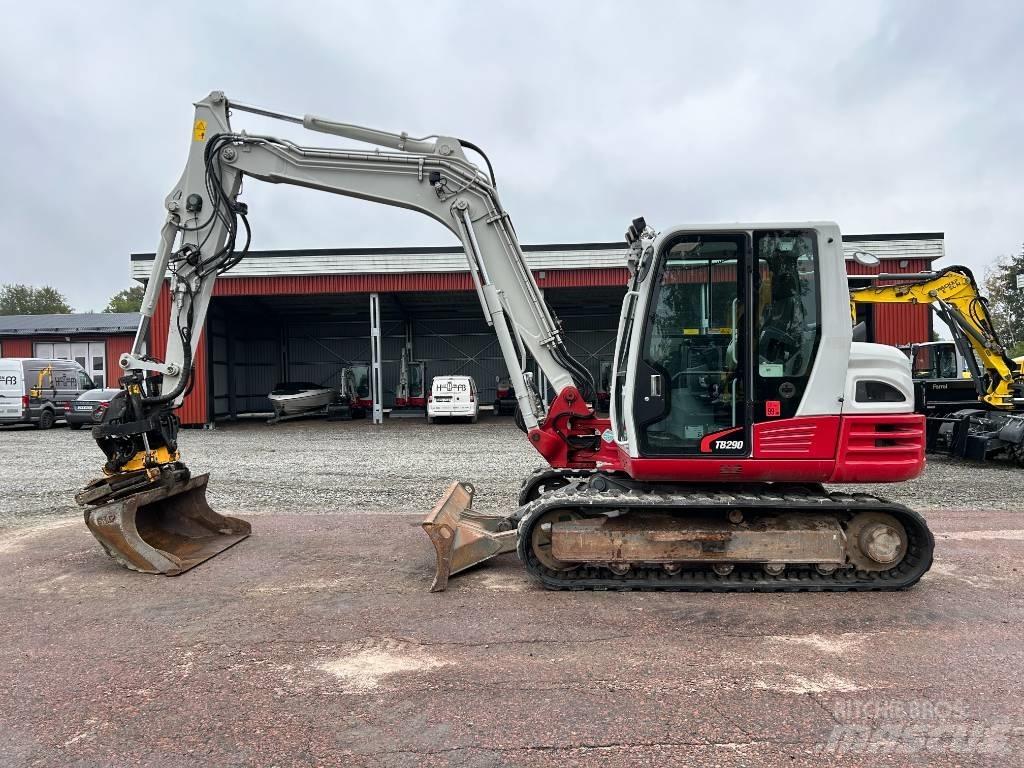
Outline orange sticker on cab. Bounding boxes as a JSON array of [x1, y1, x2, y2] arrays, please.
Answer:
[[193, 119, 207, 141]]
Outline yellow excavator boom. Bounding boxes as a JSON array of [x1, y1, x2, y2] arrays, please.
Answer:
[[850, 266, 1022, 409], [28, 364, 54, 399]]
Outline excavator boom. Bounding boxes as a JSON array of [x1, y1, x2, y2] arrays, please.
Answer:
[[82, 91, 595, 579]]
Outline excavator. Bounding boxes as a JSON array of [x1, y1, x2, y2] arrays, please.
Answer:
[[77, 91, 934, 590], [394, 349, 426, 411], [850, 265, 1024, 461]]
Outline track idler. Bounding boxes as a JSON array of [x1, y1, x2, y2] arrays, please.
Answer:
[[421, 481, 518, 592], [78, 471, 250, 575]]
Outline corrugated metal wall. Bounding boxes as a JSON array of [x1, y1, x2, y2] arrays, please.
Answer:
[[104, 336, 133, 386], [205, 269, 629, 297], [287, 317, 373, 391], [0, 338, 35, 357], [234, 333, 281, 414], [204, 303, 411, 418], [557, 309, 620, 398], [848, 258, 932, 346], [414, 316, 507, 404], [200, 304, 621, 419], [208, 311, 282, 418], [152, 284, 209, 425]]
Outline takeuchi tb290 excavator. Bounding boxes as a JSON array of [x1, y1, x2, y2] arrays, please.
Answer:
[[77, 92, 934, 591]]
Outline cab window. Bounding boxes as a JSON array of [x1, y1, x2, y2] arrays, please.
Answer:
[[912, 344, 958, 379], [753, 230, 821, 419]]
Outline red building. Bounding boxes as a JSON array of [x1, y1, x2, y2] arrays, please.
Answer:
[[0, 313, 138, 390], [128, 232, 942, 426], [1, 232, 940, 427]]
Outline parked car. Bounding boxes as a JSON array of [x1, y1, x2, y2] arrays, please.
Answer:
[[66, 387, 121, 430], [428, 375, 478, 423], [0, 358, 96, 429]]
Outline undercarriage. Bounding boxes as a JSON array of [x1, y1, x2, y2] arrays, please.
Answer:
[[425, 468, 934, 592]]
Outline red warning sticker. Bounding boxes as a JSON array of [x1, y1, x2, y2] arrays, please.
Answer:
[[765, 400, 781, 417]]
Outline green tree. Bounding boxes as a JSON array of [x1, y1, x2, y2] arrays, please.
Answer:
[[104, 284, 146, 313], [0, 284, 73, 315], [981, 243, 1024, 358]]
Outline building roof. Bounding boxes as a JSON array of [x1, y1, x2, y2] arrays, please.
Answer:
[[130, 233, 944, 280], [0, 312, 140, 336]]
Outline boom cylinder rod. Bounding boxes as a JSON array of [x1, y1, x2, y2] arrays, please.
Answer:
[[227, 100, 304, 125], [229, 99, 438, 154], [456, 208, 494, 327]]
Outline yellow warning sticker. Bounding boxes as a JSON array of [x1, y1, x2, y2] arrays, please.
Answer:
[[193, 119, 207, 141]]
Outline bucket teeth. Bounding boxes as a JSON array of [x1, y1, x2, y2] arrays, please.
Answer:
[[422, 481, 518, 592], [82, 473, 250, 575]]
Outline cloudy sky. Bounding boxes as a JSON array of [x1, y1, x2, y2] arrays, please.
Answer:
[[1, 1, 1021, 311]]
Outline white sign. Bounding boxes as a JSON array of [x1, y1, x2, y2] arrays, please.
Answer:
[[1016, 274, 1024, 290]]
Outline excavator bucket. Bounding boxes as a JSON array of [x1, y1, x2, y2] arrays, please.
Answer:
[[421, 481, 518, 592], [82, 473, 250, 575]]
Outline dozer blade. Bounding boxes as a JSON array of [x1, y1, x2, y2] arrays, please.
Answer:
[[83, 473, 250, 575], [422, 481, 518, 592]]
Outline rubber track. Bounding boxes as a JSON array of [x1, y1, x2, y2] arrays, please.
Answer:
[[517, 466, 593, 507], [515, 481, 934, 592]]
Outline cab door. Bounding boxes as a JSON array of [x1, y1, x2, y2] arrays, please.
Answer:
[[633, 234, 750, 457]]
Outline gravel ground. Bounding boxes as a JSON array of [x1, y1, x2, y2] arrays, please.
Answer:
[[2, 414, 1023, 529]]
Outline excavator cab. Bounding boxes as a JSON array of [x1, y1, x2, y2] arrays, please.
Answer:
[[616, 229, 823, 457]]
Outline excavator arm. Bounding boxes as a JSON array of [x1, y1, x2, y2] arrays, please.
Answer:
[[80, 91, 608, 582], [849, 266, 1023, 409]]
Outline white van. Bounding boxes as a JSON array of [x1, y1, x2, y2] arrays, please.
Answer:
[[427, 375, 479, 423], [0, 358, 96, 429]]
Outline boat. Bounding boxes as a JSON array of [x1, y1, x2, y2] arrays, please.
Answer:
[[267, 382, 337, 417]]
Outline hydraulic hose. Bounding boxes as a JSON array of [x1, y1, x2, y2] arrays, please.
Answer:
[[140, 341, 192, 406]]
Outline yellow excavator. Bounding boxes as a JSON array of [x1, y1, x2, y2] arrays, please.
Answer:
[[28, 364, 55, 399], [850, 264, 1024, 461]]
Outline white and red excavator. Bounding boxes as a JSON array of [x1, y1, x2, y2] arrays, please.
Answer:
[[77, 92, 933, 592]]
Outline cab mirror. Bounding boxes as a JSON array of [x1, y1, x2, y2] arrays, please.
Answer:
[[851, 249, 880, 267], [852, 321, 868, 342]]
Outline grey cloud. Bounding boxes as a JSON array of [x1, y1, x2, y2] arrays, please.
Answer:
[[0, 1, 1021, 310]]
